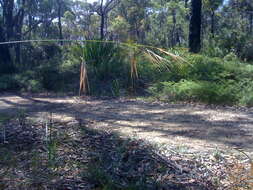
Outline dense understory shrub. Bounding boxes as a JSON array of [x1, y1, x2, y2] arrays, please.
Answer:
[[0, 42, 66, 92], [223, 52, 238, 62], [202, 39, 225, 58], [148, 52, 253, 106], [148, 80, 238, 105], [14, 70, 43, 92], [0, 72, 43, 93], [241, 40, 253, 61], [0, 75, 19, 91], [237, 80, 253, 107], [1, 42, 253, 107]]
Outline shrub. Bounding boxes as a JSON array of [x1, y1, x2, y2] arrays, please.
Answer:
[[14, 71, 43, 92], [241, 40, 253, 61], [25, 80, 43, 93], [0, 75, 19, 91], [148, 80, 238, 105], [223, 52, 238, 62], [203, 39, 225, 58], [238, 80, 253, 107], [71, 42, 130, 96], [186, 55, 224, 82], [39, 64, 60, 91]]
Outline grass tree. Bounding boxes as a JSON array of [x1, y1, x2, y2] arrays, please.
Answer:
[[71, 40, 187, 95]]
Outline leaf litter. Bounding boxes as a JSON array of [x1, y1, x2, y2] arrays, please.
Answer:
[[0, 116, 251, 190]]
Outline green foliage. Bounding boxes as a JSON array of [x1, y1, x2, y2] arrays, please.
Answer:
[[71, 42, 131, 96], [223, 52, 238, 62], [111, 79, 120, 97], [241, 40, 253, 61], [149, 80, 237, 105], [202, 39, 225, 58], [0, 43, 78, 93], [0, 75, 19, 91], [73, 42, 126, 79], [39, 64, 60, 91], [148, 52, 253, 106], [204, 0, 224, 11], [110, 16, 130, 40], [14, 71, 43, 92], [237, 80, 253, 107]]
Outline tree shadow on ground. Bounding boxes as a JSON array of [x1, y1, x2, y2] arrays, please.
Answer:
[[0, 94, 253, 152], [0, 114, 217, 190], [80, 125, 217, 190]]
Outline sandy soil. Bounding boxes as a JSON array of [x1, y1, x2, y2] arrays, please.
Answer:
[[0, 93, 253, 154]]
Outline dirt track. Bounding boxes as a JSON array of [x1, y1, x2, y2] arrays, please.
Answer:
[[0, 94, 253, 154]]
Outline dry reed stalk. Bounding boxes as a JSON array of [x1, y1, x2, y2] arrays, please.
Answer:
[[79, 61, 89, 96], [130, 54, 138, 80], [157, 48, 187, 62]]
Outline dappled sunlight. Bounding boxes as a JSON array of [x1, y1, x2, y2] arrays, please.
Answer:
[[0, 94, 252, 154], [191, 109, 253, 122]]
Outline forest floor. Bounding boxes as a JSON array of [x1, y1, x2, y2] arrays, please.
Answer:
[[0, 93, 252, 189]]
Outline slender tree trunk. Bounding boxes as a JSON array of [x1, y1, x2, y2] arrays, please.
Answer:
[[100, 0, 105, 40], [250, 13, 253, 34], [57, 0, 63, 44], [15, 32, 22, 65], [189, 0, 202, 53], [28, 14, 32, 39], [1, 0, 15, 72], [211, 10, 215, 38], [171, 9, 177, 47], [0, 26, 13, 74], [3, 0, 14, 41], [15, 22, 23, 65], [14, 3, 25, 65], [100, 13, 105, 40]]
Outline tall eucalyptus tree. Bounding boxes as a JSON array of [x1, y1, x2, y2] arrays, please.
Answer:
[[189, 0, 202, 53], [91, 0, 120, 40]]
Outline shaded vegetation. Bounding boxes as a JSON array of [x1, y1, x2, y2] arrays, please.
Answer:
[[1, 42, 253, 107]]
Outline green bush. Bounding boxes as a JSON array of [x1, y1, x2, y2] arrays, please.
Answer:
[[0, 75, 19, 91], [237, 80, 253, 107], [149, 80, 238, 105], [13, 71, 43, 92], [39, 64, 60, 91], [71, 42, 131, 96], [223, 52, 238, 62], [241, 41, 253, 61], [25, 80, 43, 93], [147, 50, 253, 106], [187, 55, 224, 82], [203, 39, 225, 58], [21, 42, 62, 69]]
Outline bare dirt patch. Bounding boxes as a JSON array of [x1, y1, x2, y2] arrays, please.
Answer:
[[0, 94, 253, 189], [0, 93, 252, 154]]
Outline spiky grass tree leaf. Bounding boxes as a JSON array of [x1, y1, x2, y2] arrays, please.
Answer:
[[156, 48, 187, 62], [144, 49, 171, 72], [74, 41, 188, 95]]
